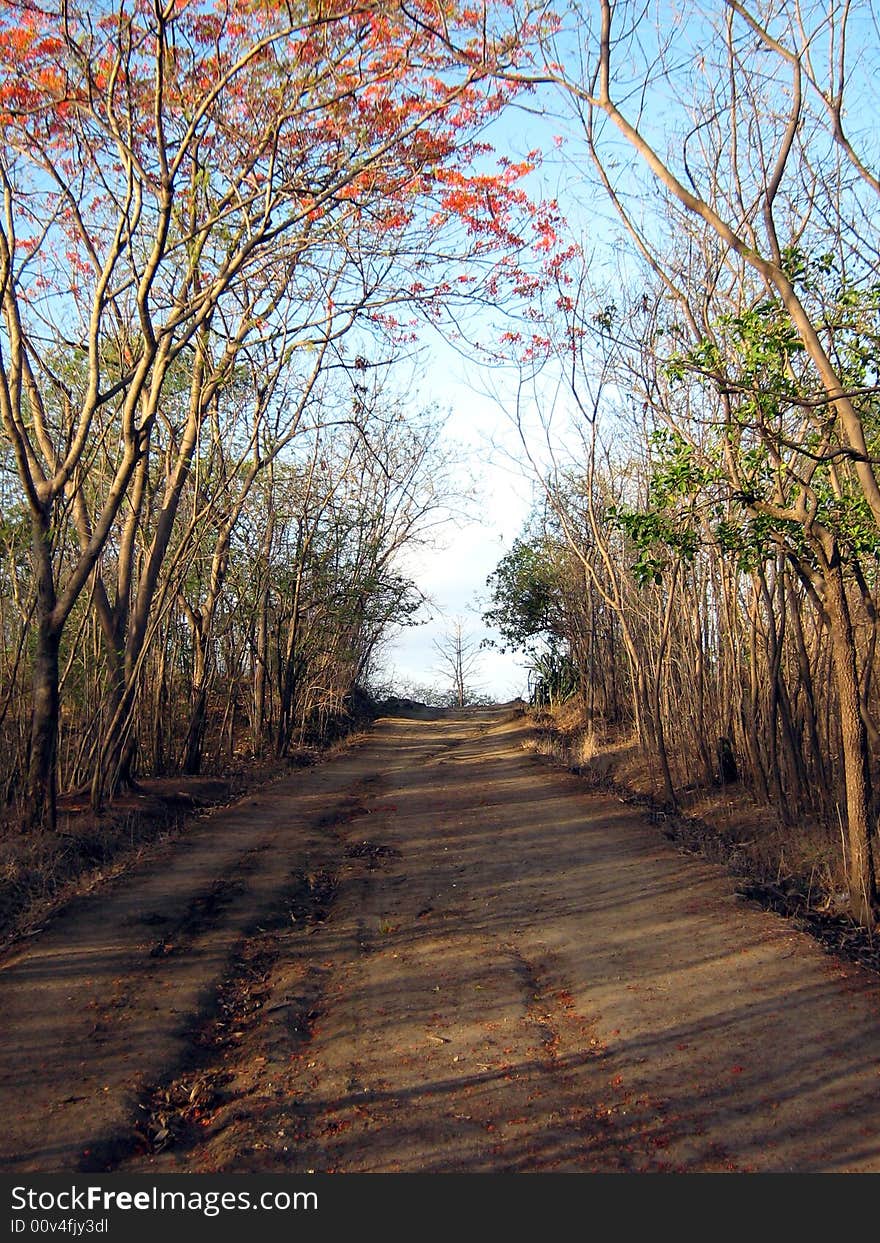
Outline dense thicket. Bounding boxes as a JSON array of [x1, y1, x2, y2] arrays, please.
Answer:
[[0, 0, 550, 829], [480, 0, 880, 925], [4, 0, 880, 931]]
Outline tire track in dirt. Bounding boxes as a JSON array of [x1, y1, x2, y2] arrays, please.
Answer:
[[0, 725, 437, 1173], [4, 707, 880, 1173], [123, 707, 880, 1174]]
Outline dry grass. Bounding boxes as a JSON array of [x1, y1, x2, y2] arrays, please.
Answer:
[[0, 756, 302, 950], [0, 712, 379, 951], [0, 781, 235, 949]]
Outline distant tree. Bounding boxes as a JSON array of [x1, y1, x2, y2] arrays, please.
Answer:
[[432, 621, 484, 708], [483, 534, 568, 659]]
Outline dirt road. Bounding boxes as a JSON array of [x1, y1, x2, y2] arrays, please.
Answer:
[[2, 707, 879, 1173]]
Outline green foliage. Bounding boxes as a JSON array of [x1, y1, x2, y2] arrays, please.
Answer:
[[662, 252, 880, 568], [484, 531, 580, 702], [483, 535, 567, 655], [668, 298, 804, 416], [606, 433, 703, 585], [529, 649, 579, 708], [646, 428, 715, 506], [712, 513, 779, 573]]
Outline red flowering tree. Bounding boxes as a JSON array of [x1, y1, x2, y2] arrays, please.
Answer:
[[0, 0, 552, 825]]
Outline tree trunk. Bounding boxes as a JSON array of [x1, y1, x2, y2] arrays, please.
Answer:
[[823, 548, 877, 927], [182, 622, 208, 775], [27, 510, 60, 830], [182, 687, 208, 775], [652, 572, 678, 808], [28, 619, 60, 830]]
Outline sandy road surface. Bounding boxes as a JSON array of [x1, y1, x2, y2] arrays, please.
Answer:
[[1, 707, 879, 1173]]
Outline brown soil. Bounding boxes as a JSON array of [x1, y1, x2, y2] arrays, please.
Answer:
[[2, 707, 879, 1174], [0, 759, 298, 949], [526, 705, 880, 970]]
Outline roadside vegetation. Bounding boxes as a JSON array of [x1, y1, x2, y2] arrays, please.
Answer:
[[4, 1, 880, 934], [474, 0, 880, 930], [0, 1, 549, 938]]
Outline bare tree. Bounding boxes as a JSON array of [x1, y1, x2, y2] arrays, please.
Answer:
[[432, 620, 484, 708], [452, 0, 880, 923]]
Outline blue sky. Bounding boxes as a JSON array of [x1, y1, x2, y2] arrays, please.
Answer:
[[382, 362, 538, 700], [378, 87, 605, 701], [376, 81, 599, 700]]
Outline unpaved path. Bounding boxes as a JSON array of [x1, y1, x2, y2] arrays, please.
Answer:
[[2, 708, 879, 1173]]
